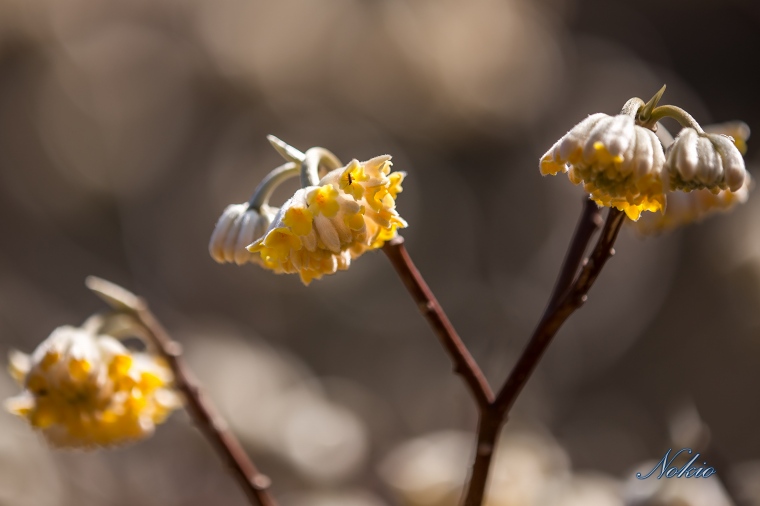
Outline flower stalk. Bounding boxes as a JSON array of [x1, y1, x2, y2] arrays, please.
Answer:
[[381, 237, 494, 410], [85, 277, 278, 506], [248, 161, 299, 211], [644, 105, 704, 133], [493, 205, 626, 415], [383, 198, 624, 506]]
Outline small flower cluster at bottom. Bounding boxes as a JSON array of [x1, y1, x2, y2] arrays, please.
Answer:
[[248, 155, 407, 284], [5, 325, 180, 449]]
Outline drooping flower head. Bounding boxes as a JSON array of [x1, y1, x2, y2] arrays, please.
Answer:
[[539, 87, 752, 223], [5, 325, 180, 449], [636, 121, 754, 235], [209, 139, 408, 284], [540, 112, 666, 220], [665, 128, 747, 193], [248, 155, 407, 284]]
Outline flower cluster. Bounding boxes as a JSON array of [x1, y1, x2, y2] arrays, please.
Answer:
[[540, 113, 666, 220], [540, 92, 751, 225], [248, 156, 407, 284], [5, 325, 179, 449], [665, 128, 746, 193]]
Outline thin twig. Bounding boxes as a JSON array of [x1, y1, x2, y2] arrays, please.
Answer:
[[381, 201, 625, 506], [461, 199, 609, 506], [547, 198, 604, 311], [86, 277, 278, 506], [493, 207, 624, 414], [382, 237, 494, 410], [460, 409, 502, 506]]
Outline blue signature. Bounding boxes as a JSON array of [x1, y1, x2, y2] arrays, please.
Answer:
[[636, 448, 716, 479]]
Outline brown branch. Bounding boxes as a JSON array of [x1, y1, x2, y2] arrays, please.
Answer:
[[458, 198, 608, 506], [460, 410, 502, 506], [86, 277, 278, 506], [547, 198, 604, 311], [493, 207, 625, 414], [382, 237, 494, 410], [380, 199, 624, 506], [382, 196, 629, 506]]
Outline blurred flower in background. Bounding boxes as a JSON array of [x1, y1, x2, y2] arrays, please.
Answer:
[[623, 468, 735, 506], [5, 323, 179, 449], [281, 489, 389, 506], [542, 474, 624, 506], [378, 427, 631, 506], [633, 176, 752, 236], [186, 331, 370, 485], [0, 0, 758, 504], [0, 373, 64, 506]]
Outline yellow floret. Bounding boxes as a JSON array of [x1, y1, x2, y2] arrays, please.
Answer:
[[308, 184, 340, 217], [388, 172, 405, 199], [339, 161, 368, 200], [283, 207, 314, 236], [255, 228, 302, 262]]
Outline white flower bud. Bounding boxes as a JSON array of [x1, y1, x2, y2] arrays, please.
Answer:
[[209, 203, 276, 266], [665, 127, 747, 193]]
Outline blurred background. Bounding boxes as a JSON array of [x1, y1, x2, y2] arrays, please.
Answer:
[[1, 0, 759, 505]]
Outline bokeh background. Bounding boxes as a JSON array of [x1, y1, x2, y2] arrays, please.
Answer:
[[1, 0, 759, 505]]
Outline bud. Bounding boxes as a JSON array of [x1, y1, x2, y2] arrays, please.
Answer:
[[209, 203, 277, 266], [665, 127, 747, 193]]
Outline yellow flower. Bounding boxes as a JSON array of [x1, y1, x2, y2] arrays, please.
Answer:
[[307, 184, 341, 218], [388, 171, 405, 199], [634, 174, 753, 235], [209, 203, 277, 266], [338, 159, 369, 200], [256, 227, 303, 263], [540, 113, 667, 221], [283, 207, 314, 236], [248, 155, 407, 284], [5, 326, 180, 449], [665, 127, 747, 193]]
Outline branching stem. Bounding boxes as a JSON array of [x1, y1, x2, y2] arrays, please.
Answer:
[[382, 239, 494, 409], [383, 199, 625, 506], [86, 277, 278, 506]]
